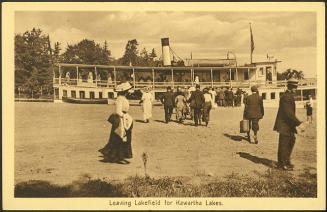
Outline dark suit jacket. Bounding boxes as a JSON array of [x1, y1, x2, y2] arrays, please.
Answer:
[[160, 91, 174, 107], [243, 93, 264, 119], [273, 90, 301, 135], [188, 90, 205, 109]]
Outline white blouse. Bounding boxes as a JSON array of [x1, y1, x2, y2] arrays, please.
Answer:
[[204, 93, 212, 103], [116, 95, 129, 116]]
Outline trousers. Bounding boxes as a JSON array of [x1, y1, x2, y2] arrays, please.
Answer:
[[249, 118, 259, 134], [193, 108, 202, 125], [277, 133, 296, 166], [164, 106, 173, 123]]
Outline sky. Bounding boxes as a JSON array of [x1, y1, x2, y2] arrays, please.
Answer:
[[15, 11, 317, 77]]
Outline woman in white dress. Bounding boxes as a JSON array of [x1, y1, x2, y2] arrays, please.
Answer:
[[139, 87, 154, 123]]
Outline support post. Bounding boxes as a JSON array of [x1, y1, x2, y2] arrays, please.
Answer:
[[76, 66, 79, 84], [301, 89, 303, 101], [113, 67, 117, 87], [248, 68, 250, 88], [210, 68, 213, 88], [95, 66, 97, 87], [229, 68, 232, 88], [59, 65, 62, 85], [171, 68, 174, 88], [191, 68, 194, 86], [132, 68, 136, 89], [236, 67, 238, 81], [152, 68, 155, 88]]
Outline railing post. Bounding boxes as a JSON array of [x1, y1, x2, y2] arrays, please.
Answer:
[[301, 89, 303, 101]]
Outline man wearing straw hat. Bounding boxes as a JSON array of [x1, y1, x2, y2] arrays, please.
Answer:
[[273, 77, 303, 171]]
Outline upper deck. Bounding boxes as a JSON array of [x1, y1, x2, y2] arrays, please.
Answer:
[[53, 63, 316, 91]]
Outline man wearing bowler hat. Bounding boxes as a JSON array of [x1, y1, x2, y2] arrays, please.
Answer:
[[188, 84, 205, 126], [273, 77, 303, 171], [160, 86, 175, 123], [243, 85, 264, 144]]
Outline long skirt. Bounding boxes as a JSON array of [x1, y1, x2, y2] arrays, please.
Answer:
[[99, 124, 133, 162], [142, 101, 152, 120]]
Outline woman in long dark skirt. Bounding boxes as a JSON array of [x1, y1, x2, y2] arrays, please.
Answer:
[[99, 82, 133, 164]]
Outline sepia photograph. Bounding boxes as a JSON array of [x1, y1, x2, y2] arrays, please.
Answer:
[[2, 2, 326, 210]]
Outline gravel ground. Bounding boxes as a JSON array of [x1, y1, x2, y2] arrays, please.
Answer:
[[15, 102, 316, 185]]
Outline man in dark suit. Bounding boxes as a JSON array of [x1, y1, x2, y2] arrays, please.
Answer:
[[228, 88, 234, 107], [243, 85, 264, 144], [188, 84, 205, 126], [160, 86, 175, 123], [273, 78, 302, 171]]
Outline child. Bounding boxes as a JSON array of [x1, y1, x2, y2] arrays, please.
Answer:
[[305, 96, 313, 123]]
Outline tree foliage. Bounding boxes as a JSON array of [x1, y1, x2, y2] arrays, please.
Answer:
[[277, 68, 304, 80], [15, 28, 53, 96], [120, 39, 139, 66], [61, 39, 111, 65]]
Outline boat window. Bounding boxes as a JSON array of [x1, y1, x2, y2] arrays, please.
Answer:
[[63, 90, 67, 97], [262, 92, 266, 100], [99, 92, 103, 99], [90, 91, 95, 99], [243, 71, 249, 80], [71, 90, 76, 98], [54, 88, 59, 99], [271, 92, 275, 99], [259, 67, 264, 76], [230, 70, 235, 81], [79, 91, 85, 99]]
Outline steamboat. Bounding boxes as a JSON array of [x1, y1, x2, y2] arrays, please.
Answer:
[[53, 38, 316, 107]]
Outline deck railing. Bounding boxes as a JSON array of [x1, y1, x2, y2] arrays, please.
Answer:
[[53, 78, 317, 90]]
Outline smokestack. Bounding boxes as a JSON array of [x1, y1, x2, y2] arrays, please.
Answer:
[[161, 38, 171, 66]]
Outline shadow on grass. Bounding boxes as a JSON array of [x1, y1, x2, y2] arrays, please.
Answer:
[[15, 168, 317, 197], [154, 119, 167, 124], [224, 133, 249, 143], [237, 152, 277, 168]]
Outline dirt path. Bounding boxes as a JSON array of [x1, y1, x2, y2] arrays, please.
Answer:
[[15, 102, 316, 185]]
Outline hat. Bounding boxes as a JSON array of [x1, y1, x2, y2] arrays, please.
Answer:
[[188, 86, 196, 92], [287, 77, 299, 86], [143, 86, 151, 92], [115, 82, 132, 92], [167, 86, 172, 90], [195, 84, 200, 89], [251, 85, 258, 92]]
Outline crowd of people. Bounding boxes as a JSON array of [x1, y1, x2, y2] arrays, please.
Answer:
[[98, 78, 311, 172]]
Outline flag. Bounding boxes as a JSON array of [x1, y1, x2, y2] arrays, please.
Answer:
[[250, 24, 255, 54]]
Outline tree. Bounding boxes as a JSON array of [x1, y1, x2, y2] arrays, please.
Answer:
[[121, 39, 139, 66], [61, 39, 111, 65], [149, 48, 157, 61], [15, 28, 53, 96], [277, 68, 304, 80]]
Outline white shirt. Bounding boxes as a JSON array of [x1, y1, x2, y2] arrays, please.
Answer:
[[116, 95, 129, 117], [204, 93, 212, 102]]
